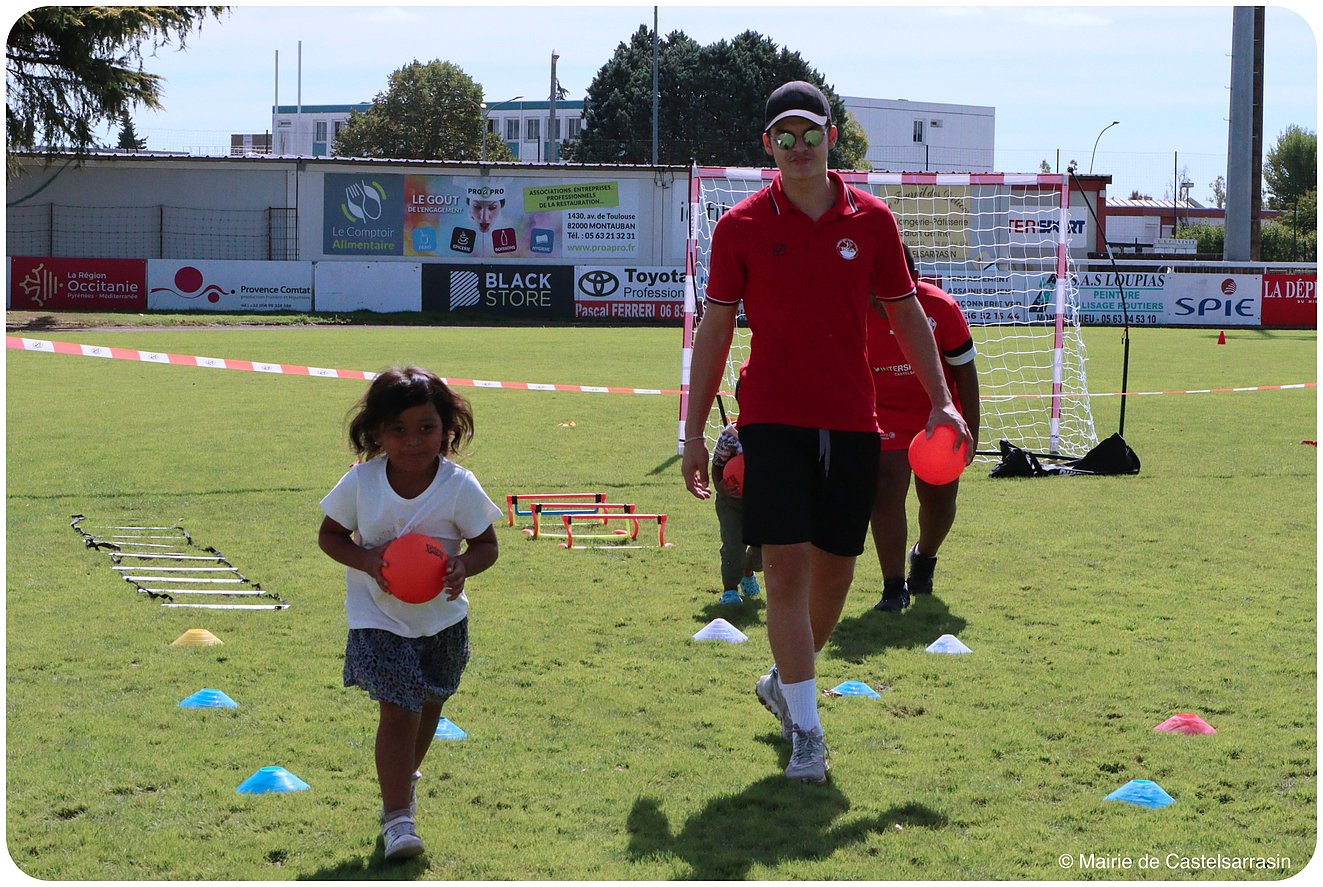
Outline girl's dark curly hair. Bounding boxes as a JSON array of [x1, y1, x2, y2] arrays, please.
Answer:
[[347, 366, 474, 460]]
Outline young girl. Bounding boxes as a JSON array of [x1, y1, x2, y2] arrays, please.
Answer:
[[318, 367, 501, 861]]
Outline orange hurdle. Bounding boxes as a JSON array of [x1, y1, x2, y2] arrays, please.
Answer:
[[522, 502, 637, 539], [559, 512, 670, 549], [506, 492, 605, 526]]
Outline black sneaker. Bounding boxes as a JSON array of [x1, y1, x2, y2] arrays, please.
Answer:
[[873, 578, 910, 612], [907, 545, 937, 595]]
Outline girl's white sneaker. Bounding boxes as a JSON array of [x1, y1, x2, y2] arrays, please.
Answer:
[[382, 811, 425, 860]]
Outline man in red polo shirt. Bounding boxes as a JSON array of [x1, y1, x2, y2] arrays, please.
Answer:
[[680, 80, 972, 783], [869, 244, 981, 613]]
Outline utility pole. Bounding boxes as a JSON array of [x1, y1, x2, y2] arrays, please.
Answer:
[[547, 50, 559, 163]]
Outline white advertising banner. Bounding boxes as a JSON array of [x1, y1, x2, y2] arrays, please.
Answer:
[[313, 261, 421, 313], [1006, 207, 1089, 251], [945, 270, 1266, 327], [574, 265, 685, 320], [400, 175, 643, 259], [1074, 271, 1263, 326], [148, 260, 313, 311]]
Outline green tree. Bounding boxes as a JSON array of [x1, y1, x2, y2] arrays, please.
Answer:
[[1262, 188, 1317, 261], [1173, 222, 1224, 255], [570, 26, 867, 169], [115, 109, 146, 150], [6, 6, 226, 176], [1209, 174, 1226, 209], [1263, 125, 1316, 210], [333, 59, 515, 162], [1261, 218, 1316, 262]]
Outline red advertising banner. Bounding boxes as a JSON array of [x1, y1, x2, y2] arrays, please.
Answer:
[[1261, 274, 1317, 328], [9, 257, 148, 311]]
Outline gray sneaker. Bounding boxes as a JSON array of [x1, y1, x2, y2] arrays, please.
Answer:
[[381, 812, 425, 860], [785, 726, 830, 783], [755, 667, 793, 740]]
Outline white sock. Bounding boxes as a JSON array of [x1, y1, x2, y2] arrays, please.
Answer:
[[780, 677, 821, 735]]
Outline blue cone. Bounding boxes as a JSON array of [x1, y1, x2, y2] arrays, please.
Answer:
[[178, 688, 239, 708], [1104, 779, 1175, 809], [434, 717, 467, 740], [832, 680, 881, 698], [236, 766, 310, 794]]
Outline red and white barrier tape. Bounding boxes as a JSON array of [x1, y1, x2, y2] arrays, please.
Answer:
[[1085, 383, 1316, 397], [8, 336, 1314, 399], [6, 335, 681, 395]]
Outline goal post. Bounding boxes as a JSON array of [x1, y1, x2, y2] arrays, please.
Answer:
[[678, 167, 1098, 461]]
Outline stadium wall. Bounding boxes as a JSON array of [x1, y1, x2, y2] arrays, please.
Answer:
[[4, 154, 1314, 328]]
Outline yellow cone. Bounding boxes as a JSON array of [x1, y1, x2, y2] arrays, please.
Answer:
[[171, 628, 223, 647]]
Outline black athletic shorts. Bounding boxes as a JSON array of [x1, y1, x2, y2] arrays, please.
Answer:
[[738, 423, 881, 557]]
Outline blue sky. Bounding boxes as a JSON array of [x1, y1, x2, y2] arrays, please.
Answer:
[[79, 2, 1319, 202]]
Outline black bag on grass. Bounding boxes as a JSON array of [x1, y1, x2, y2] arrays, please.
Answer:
[[1065, 432, 1141, 475], [988, 440, 1045, 477], [988, 433, 1140, 478]]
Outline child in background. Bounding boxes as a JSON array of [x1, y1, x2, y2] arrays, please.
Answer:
[[868, 244, 980, 612], [712, 419, 763, 605], [318, 367, 502, 861]]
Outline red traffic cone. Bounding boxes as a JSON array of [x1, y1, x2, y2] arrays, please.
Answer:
[[1217, 330, 1226, 345]]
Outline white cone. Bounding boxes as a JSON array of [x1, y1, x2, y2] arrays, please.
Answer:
[[693, 618, 748, 643], [926, 633, 972, 654]]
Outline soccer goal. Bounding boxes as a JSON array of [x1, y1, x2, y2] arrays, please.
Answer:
[[678, 167, 1098, 461]]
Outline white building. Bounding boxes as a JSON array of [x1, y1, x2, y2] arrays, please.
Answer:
[[843, 97, 995, 173], [260, 95, 990, 169], [270, 103, 372, 156], [267, 100, 586, 160]]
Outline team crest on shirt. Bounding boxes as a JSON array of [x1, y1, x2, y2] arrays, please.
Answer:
[[836, 238, 858, 260]]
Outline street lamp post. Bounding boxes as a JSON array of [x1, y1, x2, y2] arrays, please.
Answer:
[[1089, 120, 1119, 174], [480, 95, 524, 163]]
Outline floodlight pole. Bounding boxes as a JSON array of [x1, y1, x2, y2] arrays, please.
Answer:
[[1088, 121, 1119, 174]]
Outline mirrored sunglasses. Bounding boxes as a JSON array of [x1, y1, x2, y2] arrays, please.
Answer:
[[772, 128, 826, 150]]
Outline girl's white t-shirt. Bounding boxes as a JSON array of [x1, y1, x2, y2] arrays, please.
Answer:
[[320, 457, 502, 638]]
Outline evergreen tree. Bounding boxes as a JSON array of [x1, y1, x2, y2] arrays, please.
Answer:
[[6, 6, 226, 176], [570, 26, 867, 169], [116, 109, 146, 150]]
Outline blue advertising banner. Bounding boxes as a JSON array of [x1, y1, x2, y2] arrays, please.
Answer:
[[323, 173, 405, 256]]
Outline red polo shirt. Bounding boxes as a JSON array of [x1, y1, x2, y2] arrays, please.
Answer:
[[706, 171, 914, 432], [868, 279, 976, 443]]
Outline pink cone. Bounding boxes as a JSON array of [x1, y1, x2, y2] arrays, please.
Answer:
[[1154, 713, 1216, 734]]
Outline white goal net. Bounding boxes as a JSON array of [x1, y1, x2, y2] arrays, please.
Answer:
[[679, 167, 1098, 460]]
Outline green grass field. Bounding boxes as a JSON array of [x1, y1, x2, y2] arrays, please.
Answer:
[[5, 323, 1316, 880]]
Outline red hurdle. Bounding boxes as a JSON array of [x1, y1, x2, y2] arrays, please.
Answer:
[[522, 502, 637, 539], [559, 512, 670, 549]]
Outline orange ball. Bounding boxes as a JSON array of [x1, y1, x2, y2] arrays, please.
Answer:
[[722, 453, 745, 497], [379, 533, 449, 604], [908, 426, 968, 485]]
